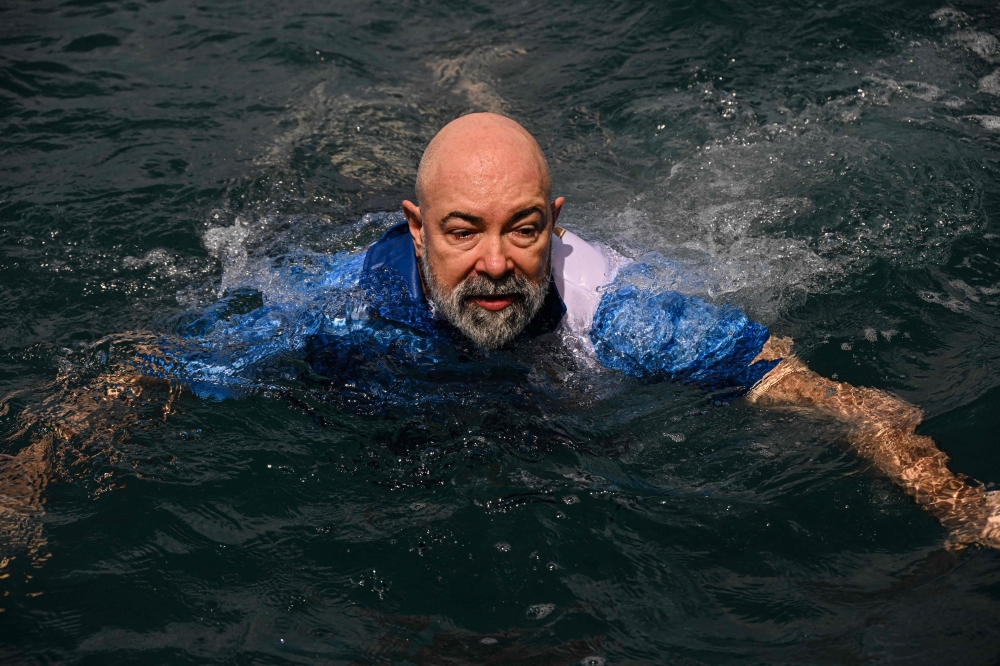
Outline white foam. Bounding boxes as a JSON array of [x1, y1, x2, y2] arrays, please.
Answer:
[[122, 248, 174, 270], [931, 8, 970, 27], [918, 290, 971, 312], [969, 115, 1000, 131], [864, 75, 944, 101], [979, 69, 1000, 95], [950, 30, 1000, 62], [203, 217, 250, 297], [567, 125, 842, 323], [525, 603, 555, 620]]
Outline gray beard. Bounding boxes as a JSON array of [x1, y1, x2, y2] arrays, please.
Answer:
[[420, 244, 550, 350]]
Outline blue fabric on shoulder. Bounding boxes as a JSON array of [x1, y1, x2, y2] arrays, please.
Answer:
[[362, 221, 427, 305], [590, 260, 779, 394]]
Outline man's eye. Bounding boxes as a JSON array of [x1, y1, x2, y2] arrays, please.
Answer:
[[513, 226, 538, 237], [451, 229, 474, 239]]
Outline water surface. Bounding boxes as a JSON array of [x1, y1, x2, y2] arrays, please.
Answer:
[[2, 0, 1000, 663]]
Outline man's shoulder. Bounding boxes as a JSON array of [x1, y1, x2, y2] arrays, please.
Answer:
[[551, 228, 619, 336], [359, 221, 425, 304]]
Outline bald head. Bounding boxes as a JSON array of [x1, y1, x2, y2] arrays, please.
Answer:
[[415, 113, 551, 208]]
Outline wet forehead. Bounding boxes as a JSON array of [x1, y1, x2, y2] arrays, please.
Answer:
[[421, 137, 550, 215]]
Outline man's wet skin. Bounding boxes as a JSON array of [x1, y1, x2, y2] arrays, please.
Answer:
[[0, 337, 182, 576], [750, 336, 1000, 548]]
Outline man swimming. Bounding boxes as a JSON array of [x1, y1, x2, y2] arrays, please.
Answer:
[[147, 112, 998, 549]]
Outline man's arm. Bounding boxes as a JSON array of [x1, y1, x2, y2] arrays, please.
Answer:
[[747, 337, 1000, 548]]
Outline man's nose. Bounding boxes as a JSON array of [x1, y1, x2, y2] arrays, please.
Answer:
[[476, 235, 512, 279]]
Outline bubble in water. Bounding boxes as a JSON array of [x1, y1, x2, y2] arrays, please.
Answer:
[[495, 541, 511, 552], [580, 657, 606, 666], [479, 637, 498, 645]]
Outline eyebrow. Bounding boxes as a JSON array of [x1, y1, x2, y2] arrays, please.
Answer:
[[508, 206, 546, 224], [440, 211, 482, 227], [439, 206, 546, 228]]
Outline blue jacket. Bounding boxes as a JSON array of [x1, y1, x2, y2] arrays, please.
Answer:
[[146, 216, 778, 400]]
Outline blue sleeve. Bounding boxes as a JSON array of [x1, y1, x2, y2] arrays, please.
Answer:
[[141, 248, 451, 400], [590, 261, 779, 394], [140, 250, 369, 399]]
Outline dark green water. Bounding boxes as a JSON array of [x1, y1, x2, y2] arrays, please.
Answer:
[[3, 0, 1000, 663]]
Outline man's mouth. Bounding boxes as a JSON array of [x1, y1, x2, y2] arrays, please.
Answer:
[[469, 295, 516, 311]]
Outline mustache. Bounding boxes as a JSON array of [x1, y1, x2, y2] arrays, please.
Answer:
[[453, 273, 532, 299]]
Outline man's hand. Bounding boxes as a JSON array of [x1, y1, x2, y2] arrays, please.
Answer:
[[747, 337, 1000, 549]]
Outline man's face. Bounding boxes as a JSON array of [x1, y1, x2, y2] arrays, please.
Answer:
[[402, 140, 564, 348]]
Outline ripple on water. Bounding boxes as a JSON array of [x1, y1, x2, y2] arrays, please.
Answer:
[[3, 0, 1000, 663]]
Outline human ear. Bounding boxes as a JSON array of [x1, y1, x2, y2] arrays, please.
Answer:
[[550, 197, 565, 226], [402, 200, 424, 257]]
